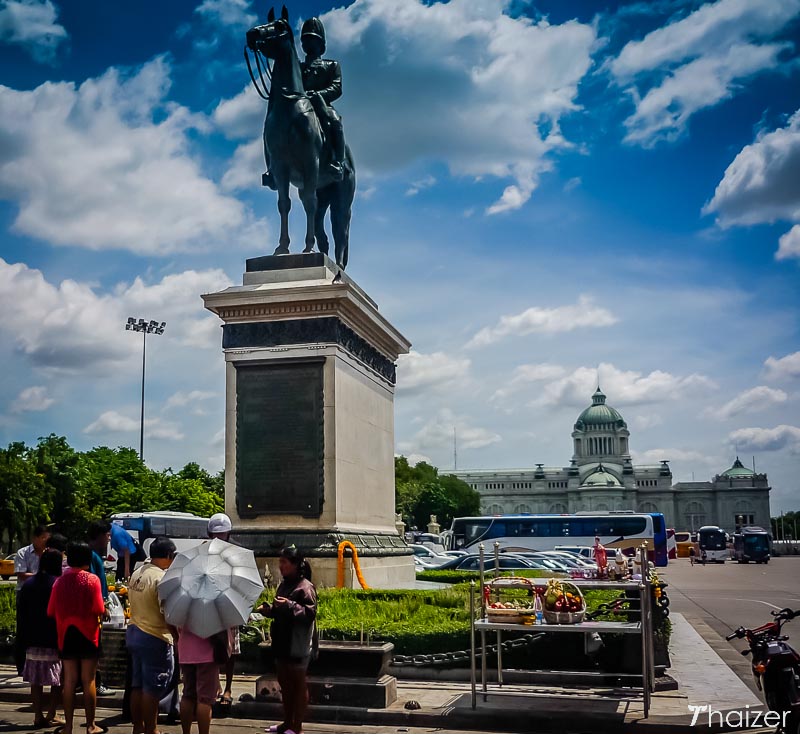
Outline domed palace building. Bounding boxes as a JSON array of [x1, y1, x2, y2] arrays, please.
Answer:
[[452, 388, 771, 533]]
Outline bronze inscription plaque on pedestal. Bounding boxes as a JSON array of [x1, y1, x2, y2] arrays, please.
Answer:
[[235, 360, 324, 517]]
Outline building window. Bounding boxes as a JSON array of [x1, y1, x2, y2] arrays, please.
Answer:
[[550, 503, 568, 513], [514, 503, 531, 514], [735, 513, 755, 526], [487, 503, 504, 514]]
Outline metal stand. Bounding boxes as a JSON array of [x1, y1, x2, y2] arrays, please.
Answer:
[[469, 543, 656, 718]]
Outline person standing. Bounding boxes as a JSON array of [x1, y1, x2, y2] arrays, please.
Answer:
[[48, 542, 106, 734], [14, 525, 51, 673], [110, 520, 140, 582], [689, 546, 696, 566], [206, 512, 240, 707], [177, 625, 226, 734], [257, 546, 317, 734], [15, 525, 51, 589], [87, 520, 112, 695], [19, 549, 64, 728], [126, 537, 177, 734]]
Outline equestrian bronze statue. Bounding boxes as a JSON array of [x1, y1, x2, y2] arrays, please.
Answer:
[[246, 7, 356, 270]]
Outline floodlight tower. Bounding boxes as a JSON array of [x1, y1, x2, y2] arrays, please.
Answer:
[[125, 318, 166, 461]]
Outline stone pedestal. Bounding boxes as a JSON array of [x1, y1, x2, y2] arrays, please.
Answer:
[[202, 253, 414, 588]]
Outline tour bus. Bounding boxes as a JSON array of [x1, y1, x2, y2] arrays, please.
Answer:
[[110, 511, 211, 557], [674, 531, 694, 558], [733, 526, 771, 564], [441, 512, 669, 567], [698, 525, 728, 563], [666, 528, 677, 560]]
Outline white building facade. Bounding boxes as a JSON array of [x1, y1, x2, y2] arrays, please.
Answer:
[[452, 388, 771, 534]]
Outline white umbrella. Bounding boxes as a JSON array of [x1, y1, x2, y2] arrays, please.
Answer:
[[158, 538, 264, 638]]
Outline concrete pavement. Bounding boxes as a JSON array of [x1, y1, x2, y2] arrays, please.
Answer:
[[0, 609, 773, 733]]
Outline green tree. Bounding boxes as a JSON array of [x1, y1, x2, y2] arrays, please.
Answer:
[[177, 462, 225, 502], [36, 435, 99, 539], [0, 442, 49, 552], [394, 456, 481, 530]]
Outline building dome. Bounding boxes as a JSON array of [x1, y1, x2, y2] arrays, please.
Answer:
[[581, 463, 622, 487], [721, 457, 755, 478], [574, 387, 626, 429]]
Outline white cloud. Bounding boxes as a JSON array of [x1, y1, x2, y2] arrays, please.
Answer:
[[621, 44, 786, 146], [0, 57, 248, 255], [0, 258, 232, 372], [467, 296, 617, 348], [633, 448, 717, 465], [703, 109, 800, 257], [764, 351, 800, 381], [491, 362, 566, 403], [10, 385, 55, 413], [611, 0, 800, 146], [215, 0, 597, 213], [633, 414, 663, 430], [83, 410, 184, 441], [710, 385, 788, 420], [728, 424, 800, 452], [534, 362, 716, 408], [195, 0, 256, 28], [396, 350, 470, 396], [704, 109, 800, 226], [399, 408, 501, 455], [777, 224, 800, 260], [0, 0, 66, 62], [405, 175, 436, 197], [165, 390, 218, 410]]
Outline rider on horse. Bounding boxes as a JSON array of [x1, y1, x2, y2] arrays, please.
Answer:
[[262, 17, 346, 190]]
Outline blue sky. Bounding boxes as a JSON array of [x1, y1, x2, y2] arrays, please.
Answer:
[[1, 0, 799, 514]]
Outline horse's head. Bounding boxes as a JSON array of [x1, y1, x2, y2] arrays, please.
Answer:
[[246, 5, 294, 59]]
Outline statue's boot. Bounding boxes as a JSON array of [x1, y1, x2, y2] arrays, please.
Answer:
[[326, 123, 346, 181], [262, 171, 277, 190]]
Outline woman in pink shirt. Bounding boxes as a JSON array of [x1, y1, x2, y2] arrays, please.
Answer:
[[178, 626, 228, 734], [47, 542, 106, 734]]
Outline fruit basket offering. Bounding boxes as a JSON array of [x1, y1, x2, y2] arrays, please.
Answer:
[[543, 579, 585, 624], [487, 601, 528, 623]]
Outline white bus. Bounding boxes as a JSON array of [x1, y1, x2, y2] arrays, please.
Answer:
[[441, 513, 667, 566], [698, 525, 728, 563]]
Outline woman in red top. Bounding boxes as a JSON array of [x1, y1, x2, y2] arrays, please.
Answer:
[[48, 542, 106, 734]]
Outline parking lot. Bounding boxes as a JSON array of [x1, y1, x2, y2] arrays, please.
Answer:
[[662, 555, 800, 692]]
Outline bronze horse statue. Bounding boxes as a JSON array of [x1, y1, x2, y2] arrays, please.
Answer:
[[246, 7, 355, 270]]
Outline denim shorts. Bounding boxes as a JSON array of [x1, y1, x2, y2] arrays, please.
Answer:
[[126, 624, 174, 697]]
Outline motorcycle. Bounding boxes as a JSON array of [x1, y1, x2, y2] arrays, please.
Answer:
[[726, 608, 800, 734]]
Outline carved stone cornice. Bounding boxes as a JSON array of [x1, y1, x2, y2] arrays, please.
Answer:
[[203, 277, 410, 362]]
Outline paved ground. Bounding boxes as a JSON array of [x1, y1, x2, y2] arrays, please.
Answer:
[[661, 555, 800, 697]]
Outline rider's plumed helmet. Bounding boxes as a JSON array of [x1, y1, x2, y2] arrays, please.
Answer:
[[301, 17, 326, 50]]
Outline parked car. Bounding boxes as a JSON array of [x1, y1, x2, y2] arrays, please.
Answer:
[[434, 554, 540, 571], [0, 555, 15, 580], [539, 551, 598, 568], [554, 544, 595, 560], [408, 544, 450, 567]]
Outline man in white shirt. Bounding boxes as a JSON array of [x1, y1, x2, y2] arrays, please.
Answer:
[[15, 525, 50, 591]]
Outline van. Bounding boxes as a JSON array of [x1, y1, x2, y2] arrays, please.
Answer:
[[553, 544, 596, 560], [109, 511, 211, 565]]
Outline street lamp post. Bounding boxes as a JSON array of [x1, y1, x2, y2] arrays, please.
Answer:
[[125, 318, 166, 461]]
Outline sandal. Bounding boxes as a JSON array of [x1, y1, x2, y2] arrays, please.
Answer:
[[264, 725, 287, 733]]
